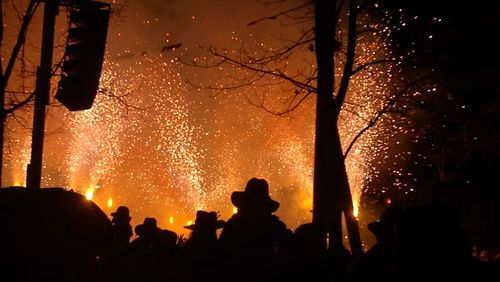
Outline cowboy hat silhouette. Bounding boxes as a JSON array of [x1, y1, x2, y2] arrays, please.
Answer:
[[231, 178, 279, 213], [184, 210, 225, 230]]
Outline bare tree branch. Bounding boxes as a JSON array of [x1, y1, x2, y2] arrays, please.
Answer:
[[5, 92, 35, 115], [351, 59, 395, 76], [98, 86, 151, 112], [2, 0, 38, 91], [334, 0, 358, 112], [186, 72, 267, 91], [247, 1, 313, 26], [343, 73, 434, 158], [209, 48, 317, 93], [246, 89, 313, 116]]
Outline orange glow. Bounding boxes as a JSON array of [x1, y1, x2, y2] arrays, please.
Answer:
[[386, 198, 392, 205], [353, 201, 359, 218], [186, 220, 193, 226], [300, 196, 313, 210], [0, 1, 400, 239], [85, 188, 94, 200], [13, 181, 25, 187]]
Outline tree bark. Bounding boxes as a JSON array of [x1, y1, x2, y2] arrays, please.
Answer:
[[313, 0, 344, 252], [0, 0, 4, 185], [313, 0, 362, 254]]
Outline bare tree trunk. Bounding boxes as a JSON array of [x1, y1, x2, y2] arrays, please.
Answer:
[[0, 0, 4, 186], [339, 0, 362, 254], [314, 0, 362, 254], [313, 0, 344, 252], [313, 104, 343, 251], [0, 113, 4, 186]]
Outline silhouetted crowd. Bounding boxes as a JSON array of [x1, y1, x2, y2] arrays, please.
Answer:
[[0, 178, 498, 282], [101, 178, 497, 282]]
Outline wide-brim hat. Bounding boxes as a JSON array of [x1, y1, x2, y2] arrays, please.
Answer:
[[231, 178, 279, 213], [367, 221, 383, 236], [368, 207, 402, 237], [111, 206, 130, 220], [135, 217, 160, 236], [184, 210, 225, 230]]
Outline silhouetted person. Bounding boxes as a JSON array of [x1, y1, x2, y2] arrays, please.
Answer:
[[219, 178, 292, 281], [386, 205, 495, 282], [152, 228, 179, 260], [130, 217, 159, 255], [346, 207, 402, 282], [111, 206, 133, 250], [106, 206, 133, 281], [290, 222, 331, 282], [179, 210, 225, 281], [128, 217, 178, 281], [368, 207, 402, 247], [182, 210, 225, 258], [130, 217, 178, 255]]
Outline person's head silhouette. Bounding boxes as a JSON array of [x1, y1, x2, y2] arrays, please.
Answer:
[[231, 178, 279, 214]]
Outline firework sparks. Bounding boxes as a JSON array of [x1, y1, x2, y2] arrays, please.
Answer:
[[1, 1, 420, 242]]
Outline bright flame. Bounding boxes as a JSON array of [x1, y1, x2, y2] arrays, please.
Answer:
[[169, 216, 174, 224], [353, 201, 359, 218], [85, 188, 94, 200], [186, 220, 193, 226], [232, 207, 238, 214], [107, 198, 113, 208]]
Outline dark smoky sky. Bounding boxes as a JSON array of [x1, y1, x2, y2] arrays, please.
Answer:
[[106, 0, 305, 60]]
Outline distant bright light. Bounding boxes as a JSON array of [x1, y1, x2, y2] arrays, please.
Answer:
[[353, 201, 359, 218], [85, 188, 94, 200], [186, 220, 193, 226], [169, 216, 174, 224], [232, 207, 238, 214], [107, 198, 113, 207]]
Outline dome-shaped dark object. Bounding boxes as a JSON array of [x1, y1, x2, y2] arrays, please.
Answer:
[[0, 187, 112, 281]]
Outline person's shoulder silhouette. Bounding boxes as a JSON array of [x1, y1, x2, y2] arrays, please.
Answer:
[[390, 205, 473, 281], [110, 205, 133, 248], [220, 178, 290, 249]]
